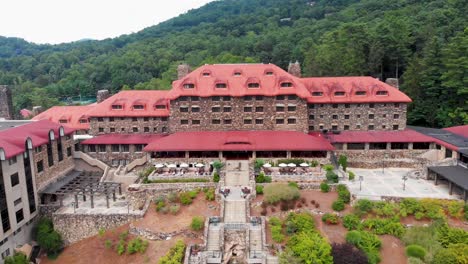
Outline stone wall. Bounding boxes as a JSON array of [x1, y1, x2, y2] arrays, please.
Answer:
[[89, 116, 169, 135], [33, 136, 75, 192], [0, 85, 14, 119], [308, 102, 407, 131], [52, 213, 142, 245], [169, 96, 309, 133], [84, 144, 147, 166], [336, 149, 428, 169]]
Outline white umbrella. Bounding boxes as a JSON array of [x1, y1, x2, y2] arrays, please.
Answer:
[[288, 163, 296, 167], [300, 163, 309, 167], [195, 163, 205, 168], [167, 164, 177, 168], [180, 163, 189, 168], [278, 163, 287, 167], [263, 163, 272, 168], [154, 164, 164, 168]]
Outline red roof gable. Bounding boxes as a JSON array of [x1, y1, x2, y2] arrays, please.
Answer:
[[144, 131, 334, 152], [167, 64, 311, 99], [0, 120, 74, 159], [32, 105, 94, 130], [326, 129, 434, 143], [444, 125, 468, 138], [301, 76, 412, 103], [81, 134, 165, 145], [86, 90, 170, 117]]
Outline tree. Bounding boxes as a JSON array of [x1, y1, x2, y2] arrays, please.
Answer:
[[4, 253, 29, 264], [285, 231, 333, 264], [331, 243, 368, 264], [35, 218, 63, 257]]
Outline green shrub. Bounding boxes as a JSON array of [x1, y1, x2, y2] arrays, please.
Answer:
[[256, 185, 264, 195], [310, 160, 319, 167], [264, 183, 300, 204], [119, 230, 129, 241], [256, 172, 271, 183], [167, 192, 178, 203], [338, 155, 348, 171], [35, 217, 63, 256], [436, 223, 468, 247], [264, 175, 272, 183], [322, 213, 339, 224], [407, 257, 425, 264], [104, 239, 112, 249], [343, 214, 361, 230], [116, 239, 125, 255], [127, 237, 149, 254], [354, 199, 374, 214], [399, 198, 422, 216], [190, 216, 204, 231], [320, 182, 330, 193], [204, 188, 215, 201], [285, 213, 315, 235], [159, 240, 186, 264], [346, 230, 362, 245], [337, 185, 350, 203], [212, 160, 224, 172], [372, 201, 400, 217], [4, 253, 28, 264], [98, 228, 105, 237], [156, 200, 166, 212], [154, 195, 165, 204], [285, 231, 333, 264], [402, 224, 441, 261], [348, 171, 355, 181], [170, 204, 180, 215], [361, 218, 405, 237], [323, 164, 334, 171], [269, 217, 285, 243], [188, 189, 199, 199], [447, 200, 464, 218], [346, 230, 381, 264], [213, 172, 220, 182], [159, 206, 169, 214], [326, 170, 339, 183], [288, 181, 299, 189], [254, 159, 265, 169], [179, 192, 193, 205], [332, 199, 345, 211], [405, 245, 426, 260], [432, 243, 468, 264]]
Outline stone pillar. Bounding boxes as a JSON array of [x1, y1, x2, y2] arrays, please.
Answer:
[[449, 182, 453, 195], [106, 194, 110, 208], [218, 151, 223, 159], [0, 85, 14, 120], [343, 143, 348, 151], [96, 90, 110, 103], [288, 61, 301, 77], [408, 143, 413, 150], [177, 64, 191, 80], [386, 143, 391, 150], [286, 151, 292, 158], [364, 143, 370, 150], [252, 151, 256, 159], [74, 195, 79, 208], [90, 193, 94, 209], [452, 150, 458, 159], [385, 78, 399, 89], [185, 151, 189, 159]]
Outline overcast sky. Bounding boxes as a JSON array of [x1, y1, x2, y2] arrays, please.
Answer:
[[0, 0, 215, 44]]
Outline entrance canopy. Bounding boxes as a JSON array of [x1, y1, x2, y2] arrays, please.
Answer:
[[144, 131, 334, 152], [428, 165, 468, 191]]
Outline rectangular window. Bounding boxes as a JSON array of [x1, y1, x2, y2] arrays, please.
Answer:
[[111, 145, 120, 152], [344, 125, 350, 130], [309, 126, 314, 131], [14, 198, 21, 206], [369, 103, 375, 108], [288, 118, 296, 124], [212, 119, 221, 125], [192, 107, 200, 113], [394, 114, 400, 119], [132, 127, 138, 132], [276, 95, 285, 100], [212, 106, 221, 112], [255, 119, 263, 125], [135, 144, 144, 152], [244, 96, 253, 101], [111, 105, 123, 110], [161, 117, 168, 122], [287, 105, 296, 112], [109, 117, 114, 122], [180, 106, 189, 112], [344, 115, 350, 120], [244, 106, 252, 112], [15, 209, 24, 224], [308, 104, 315, 109], [332, 115, 338, 120], [255, 96, 263, 101], [287, 95, 296, 100], [393, 125, 399, 130], [255, 106, 264, 112], [394, 103, 400, 108], [369, 114, 374, 119], [180, 120, 189, 125], [34, 146, 42, 153], [223, 106, 231, 112], [110, 127, 115, 133], [345, 104, 350, 108], [244, 119, 252, 125], [67, 147, 72, 157], [98, 127, 104, 133], [88, 145, 96, 153], [223, 119, 232, 125], [155, 105, 166, 110], [309, 115, 314, 120], [332, 104, 338, 109], [97, 117, 104, 122], [98, 145, 106, 153], [192, 120, 200, 125], [121, 145, 129, 152], [144, 127, 150, 132], [132, 117, 137, 122], [10, 173, 19, 187], [8, 157, 17, 165], [276, 105, 285, 112], [368, 125, 375, 130], [191, 96, 199, 101], [212, 96, 220, 101], [143, 117, 149, 121], [222, 96, 231, 101], [276, 119, 284, 124], [179, 96, 188, 101], [332, 125, 338, 130]]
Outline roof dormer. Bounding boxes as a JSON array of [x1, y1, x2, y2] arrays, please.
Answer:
[[233, 69, 243, 76], [246, 77, 261, 89], [111, 99, 125, 110], [375, 90, 389, 96], [132, 99, 147, 110], [264, 68, 274, 76], [201, 70, 212, 77]]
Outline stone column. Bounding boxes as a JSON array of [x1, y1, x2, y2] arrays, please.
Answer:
[[408, 143, 413, 150], [386, 143, 391, 150], [218, 151, 223, 159], [449, 182, 453, 195], [286, 151, 291, 158], [343, 143, 348, 151], [185, 151, 189, 159], [252, 151, 256, 159], [364, 143, 370, 150]]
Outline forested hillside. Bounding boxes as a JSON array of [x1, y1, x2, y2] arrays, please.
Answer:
[[0, 0, 466, 127]]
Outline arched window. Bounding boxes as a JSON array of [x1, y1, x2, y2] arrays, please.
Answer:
[[281, 82, 293, 88], [216, 83, 227, 88], [248, 83, 260, 88]]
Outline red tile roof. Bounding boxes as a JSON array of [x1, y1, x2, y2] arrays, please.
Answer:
[[86, 90, 170, 117], [81, 134, 165, 145], [144, 131, 334, 152], [32, 105, 94, 130], [301, 76, 412, 103], [0, 120, 74, 159], [326, 129, 434, 143], [444, 125, 468, 138]]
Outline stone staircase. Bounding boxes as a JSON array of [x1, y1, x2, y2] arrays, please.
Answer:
[[224, 199, 246, 223], [249, 227, 262, 252], [206, 225, 221, 251], [266, 255, 279, 264]]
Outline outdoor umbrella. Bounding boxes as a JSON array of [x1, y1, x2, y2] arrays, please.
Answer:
[[154, 164, 164, 168], [180, 163, 189, 168], [278, 163, 287, 167], [263, 163, 272, 168], [300, 163, 309, 167], [288, 163, 296, 167], [195, 163, 205, 168], [167, 164, 177, 168]]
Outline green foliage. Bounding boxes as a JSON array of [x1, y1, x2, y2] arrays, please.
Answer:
[[4, 253, 28, 264], [179, 192, 193, 205], [285, 212, 315, 235], [361, 218, 405, 238], [288, 181, 299, 189], [310, 160, 319, 167], [169, 204, 180, 215], [167, 192, 178, 203], [343, 214, 361, 231], [126, 237, 149, 254], [405, 245, 426, 260], [212, 160, 223, 171], [269, 217, 284, 243], [188, 189, 199, 199], [204, 188, 215, 201], [320, 182, 330, 193], [144, 178, 209, 184], [285, 231, 333, 264], [346, 231, 382, 264], [337, 184, 350, 203], [436, 223, 468, 248], [119, 231, 129, 241], [323, 164, 335, 172], [104, 239, 113, 249], [98, 228, 106, 237], [432, 243, 468, 264], [332, 200, 345, 211], [156, 200, 166, 212], [116, 239, 126, 256], [190, 216, 204, 231], [213, 172, 220, 182], [338, 155, 348, 171], [254, 159, 265, 169], [322, 213, 339, 225], [255, 185, 264, 195], [402, 224, 441, 262], [348, 171, 355, 181], [372, 201, 400, 217], [35, 217, 63, 256], [140, 167, 155, 178], [264, 183, 300, 204], [159, 240, 186, 264], [326, 170, 339, 183], [354, 199, 374, 215], [447, 200, 464, 219], [255, 172, 271, 183]]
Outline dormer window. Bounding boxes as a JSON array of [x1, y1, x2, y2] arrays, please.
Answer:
[[281, 82, 293, 88], [266, 72, 273, 76], [216, 83, 227, 89], [133, 104, 144, 110], [79, 119, 88, 123], [376, 91, 388, 96], [59, 119, 67, 124], [312, 92, 323, 96], [234, 72, 242, 76], [334, 91, 346, 96], [355, 91, 367, 96], [202, 71, 211, 77], [155, 105, 166, 110], [183, 83, 195, 89], [112, 104, 123, 110], [248, 83, 260, 88]]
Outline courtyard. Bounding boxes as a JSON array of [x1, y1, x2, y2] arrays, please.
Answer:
[[345, 168, 458, 200]]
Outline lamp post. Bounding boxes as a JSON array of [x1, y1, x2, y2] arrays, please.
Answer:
[[402, 175, 408, 191], [359, 176, 364, 191]]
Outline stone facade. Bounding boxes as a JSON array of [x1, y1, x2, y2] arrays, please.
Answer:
[[169, 96, 309, 133], [33, 135, 75, 192], [84, 144, 147, 166], [96, 89, 110, 103], [89, 116, 169, 135], [335, 149, 429, 169], [0, 85, 14, 120], [308, 102, 407, 131]]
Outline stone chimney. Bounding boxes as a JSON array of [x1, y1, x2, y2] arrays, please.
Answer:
[[0, 85, 14, 120], [385, 78, 399, 89], [97, 90, 110, 103], [32, 106, 43, 116], [177, 64, 191, 80], [288, 61, 301, 77]]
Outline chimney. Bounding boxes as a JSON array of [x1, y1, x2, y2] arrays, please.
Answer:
[[97, 90, 110, 103], [385, 78, 399, 89], [0, 85, 14, 120], [177, 64, 191, 80], [288, 61, 301, 77], [32, 106, 43, 116]]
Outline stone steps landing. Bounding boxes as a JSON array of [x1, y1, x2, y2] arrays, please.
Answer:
[[207, 226, 221, 251], [224, 200, 246, 223]]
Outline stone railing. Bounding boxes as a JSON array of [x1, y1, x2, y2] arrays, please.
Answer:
[[126, 155, 148, 172], [148, 173, 212, 181], [73, 151, 110, 181]]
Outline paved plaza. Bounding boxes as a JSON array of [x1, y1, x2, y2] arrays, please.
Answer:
[[345, 167, 460, 200], [55, 193, 141, 215]]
